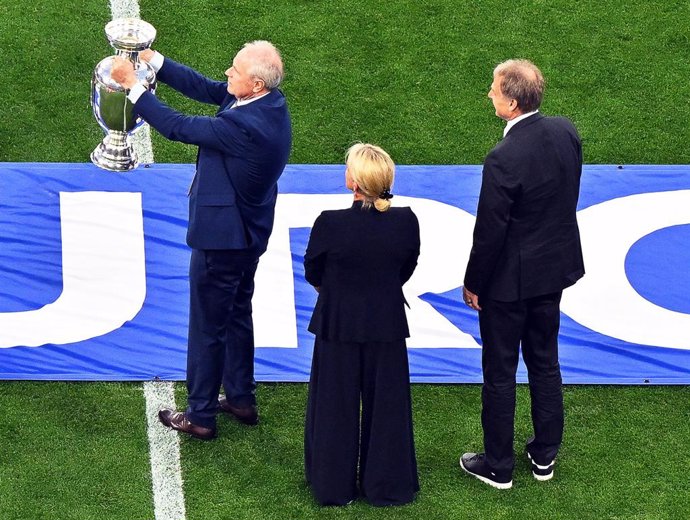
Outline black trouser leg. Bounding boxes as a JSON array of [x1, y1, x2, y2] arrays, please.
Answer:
[[304, 338, 360, 505], [479, 299, 524, 475], [522, 291, 564, 465], [359, 340, 418, 506]]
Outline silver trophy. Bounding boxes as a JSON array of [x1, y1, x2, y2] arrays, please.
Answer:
[[91, 18, 157, 172]]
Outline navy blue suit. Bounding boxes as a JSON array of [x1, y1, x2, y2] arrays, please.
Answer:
[[464, 113, 584, 476], [134, 57, 292, 429]]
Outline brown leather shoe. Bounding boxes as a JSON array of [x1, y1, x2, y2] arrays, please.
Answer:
[[158, 409, 216, 440], [218, 395, 259, 425]]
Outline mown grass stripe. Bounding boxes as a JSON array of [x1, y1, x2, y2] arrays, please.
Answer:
[[112, 1, 166, 515]]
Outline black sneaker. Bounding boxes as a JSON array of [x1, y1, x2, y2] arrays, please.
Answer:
[[459, 453, 512, 489], [527, 451, 555, 481]]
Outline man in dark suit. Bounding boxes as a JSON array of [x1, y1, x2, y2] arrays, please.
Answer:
[[460, 59, 584, 488], [112, 41, 292, 440]]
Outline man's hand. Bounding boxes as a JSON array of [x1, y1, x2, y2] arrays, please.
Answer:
[[463, 286, 481, 311], [139, 49, 155, 62], [111, 57, 137, 89]]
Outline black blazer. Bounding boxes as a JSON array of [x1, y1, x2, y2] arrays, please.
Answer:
[[134, 57, 292, 256], [304, 201, 420, 342], [464, 113, 585, 301]]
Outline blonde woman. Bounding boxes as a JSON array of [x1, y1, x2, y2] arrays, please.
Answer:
[[303, 143, 420, 506]]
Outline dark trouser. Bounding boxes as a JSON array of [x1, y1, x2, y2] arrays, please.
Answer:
[[304, 338, 419, 507], [185, 249, 259, 430], [478, 291, 564, 474]]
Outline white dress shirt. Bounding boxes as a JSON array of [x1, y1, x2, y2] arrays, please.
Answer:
[[503, 110, 539, 137]]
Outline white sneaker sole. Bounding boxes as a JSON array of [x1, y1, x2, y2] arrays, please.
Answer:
[[459, 458, 513, 489], [527, 452, 554, 481]]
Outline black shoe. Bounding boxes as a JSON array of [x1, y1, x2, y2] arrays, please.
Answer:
[[459, 452, 512, 489], [218, 394, 259, 425], [525, 436, 556, 481], [527, 451, 555, 481]]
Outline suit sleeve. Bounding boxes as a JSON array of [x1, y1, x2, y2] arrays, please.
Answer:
[[156, 57, 228, 106], [134, 91, 250, 156], [463, 152, 517, 295], [400, 209, 421, 285], [304, 213, 329, 288]]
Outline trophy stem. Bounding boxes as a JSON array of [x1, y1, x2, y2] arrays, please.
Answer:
[[116, 49, 138, 61], [91, 131, 139, 172]]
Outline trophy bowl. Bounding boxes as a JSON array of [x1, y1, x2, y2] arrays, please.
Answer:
[[105, 18, 156, 51], [90, 18, 157, 172]]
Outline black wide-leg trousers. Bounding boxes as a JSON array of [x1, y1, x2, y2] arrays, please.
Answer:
[[478, 291, 564, 474], [304, 338, 419, 506]]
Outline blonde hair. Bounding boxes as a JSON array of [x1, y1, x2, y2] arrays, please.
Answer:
[[345, 143, 395, 212]]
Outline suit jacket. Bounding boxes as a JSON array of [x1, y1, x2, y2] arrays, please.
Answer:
[[134, 57, 292, 256], [464, 113, 585, 302], [304, 201, 420, 342]]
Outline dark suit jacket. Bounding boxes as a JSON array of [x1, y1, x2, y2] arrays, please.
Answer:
[[134, 57, 292, 256], [464, 113, 585, 302], [304, 202, 420, 342]]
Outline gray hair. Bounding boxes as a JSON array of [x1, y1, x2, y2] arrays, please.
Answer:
[[243, 40, 284, 90], [494, 59, 544, 112]]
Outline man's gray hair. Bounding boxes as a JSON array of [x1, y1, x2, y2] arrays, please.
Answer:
[[494, 59, 544, 112], [243, 40, 284, 90]]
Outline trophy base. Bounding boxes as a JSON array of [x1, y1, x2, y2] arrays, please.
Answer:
[[91, 132, 139, 172]]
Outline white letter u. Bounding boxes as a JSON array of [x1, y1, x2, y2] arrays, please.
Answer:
[[0, 191, 146, 348]]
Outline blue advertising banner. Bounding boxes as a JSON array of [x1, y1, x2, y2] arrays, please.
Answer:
[[1, 162, 689, 383]]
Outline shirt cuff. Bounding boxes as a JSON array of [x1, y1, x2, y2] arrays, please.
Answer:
[[127, 83, 148, 104], [148, 51, 164, 72]]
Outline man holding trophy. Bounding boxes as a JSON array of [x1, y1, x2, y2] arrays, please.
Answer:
[[111, 40, 292, 440]]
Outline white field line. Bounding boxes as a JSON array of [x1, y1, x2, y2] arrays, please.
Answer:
[[143, 381, 187, 520], [109, 0, 155, 165], [109, 0, 139, 18]]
